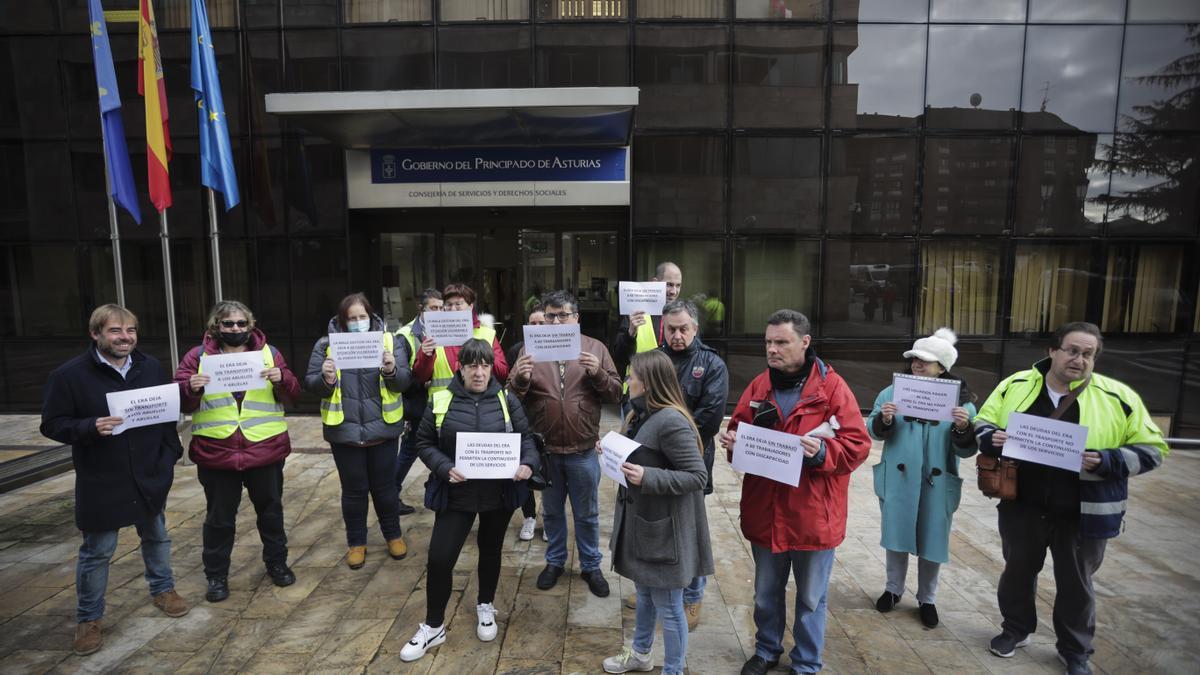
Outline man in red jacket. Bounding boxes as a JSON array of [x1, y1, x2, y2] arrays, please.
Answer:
[[719, 309, 871, 675]]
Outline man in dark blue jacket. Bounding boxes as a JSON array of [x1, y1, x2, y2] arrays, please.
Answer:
[[657, 298, 729, 629], [40, 305, 189, 656]]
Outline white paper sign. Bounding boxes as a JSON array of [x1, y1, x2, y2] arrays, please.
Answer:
[[600, 430, 641, 488], [106, 383, 180, 435], [200, 350, 269, 394], [523, 324, 581, 363], [455, 432, 521, 479], [424, 309, 474, 347], [619, 281, 667, 316], [1003, 412, 1088, 472], [329, 331, 385, 370], [732, 423, 804, 487], [892, 374, 961, 422]]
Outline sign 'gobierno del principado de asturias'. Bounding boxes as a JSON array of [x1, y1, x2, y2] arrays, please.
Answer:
[[345, 147, 630, 208]]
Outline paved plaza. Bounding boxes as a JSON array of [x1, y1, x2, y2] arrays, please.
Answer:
[[0, 413, 1196, 674]]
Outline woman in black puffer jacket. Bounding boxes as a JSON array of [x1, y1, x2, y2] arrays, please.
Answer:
[[400, 339, 539, 663]]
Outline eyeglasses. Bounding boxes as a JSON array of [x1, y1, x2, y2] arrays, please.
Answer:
[[1058, 347, 1096, 362], [544, 311, 577, 322], [220, 320, 249, 329]]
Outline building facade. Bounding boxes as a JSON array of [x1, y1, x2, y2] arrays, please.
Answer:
[[2, 0, 1198, 435]]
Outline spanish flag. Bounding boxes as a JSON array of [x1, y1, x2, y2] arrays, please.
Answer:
[[138, 0, 172, 212]]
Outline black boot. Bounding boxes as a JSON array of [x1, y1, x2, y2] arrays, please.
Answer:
[[875, 590, 899, 613], [206, 577, 229, 602]]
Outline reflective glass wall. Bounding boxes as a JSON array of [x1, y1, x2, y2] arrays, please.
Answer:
[[1, 0, 1198, 431]]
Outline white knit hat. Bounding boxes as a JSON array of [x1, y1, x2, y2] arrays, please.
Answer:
[[904, 327, 959, 371]]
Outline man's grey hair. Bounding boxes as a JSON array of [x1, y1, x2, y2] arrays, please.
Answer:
[[767, 309, 811, 337], [655, 261, 680, 279], [663, 299, 699, 326], [541, 289, 578, 313]]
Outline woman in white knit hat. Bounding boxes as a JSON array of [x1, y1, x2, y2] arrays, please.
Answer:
[[866, 328, 978, 629]]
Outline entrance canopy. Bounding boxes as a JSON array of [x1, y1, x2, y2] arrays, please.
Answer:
[[264, 87, 638, 149]]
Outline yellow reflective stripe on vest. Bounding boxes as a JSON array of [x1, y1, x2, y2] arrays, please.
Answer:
[[434, 389, 512, 432], [321, 332, 403, 426], [397, 323, 418, 368], [193, 344, 287, 442], [624, 318, 660, 394]]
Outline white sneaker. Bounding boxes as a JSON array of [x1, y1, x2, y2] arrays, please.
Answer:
[[400, 623, 446, 662], [542, 527, 549, 542], [519, 517, 537, 541], [476, 602, 498, 641], [603, 646, 653, 673]]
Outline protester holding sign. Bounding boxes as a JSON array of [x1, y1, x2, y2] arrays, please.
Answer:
[[394, 287, 443, 514], [866, 328, 977, 629], [599, 350, 712, 675], [975, 322, 1167, 675], [174, 301, 301, 603], [612, 262, 681, 404], [506, 304, 546, 541], [411, 283, 509, 401], [402, 339, 538, 662], [305, 293, 411, 570], [718, 310, 870, 675], [40, 305, 188, 656]]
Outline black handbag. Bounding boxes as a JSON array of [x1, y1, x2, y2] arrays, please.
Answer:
[[527, 431, 553, 491]]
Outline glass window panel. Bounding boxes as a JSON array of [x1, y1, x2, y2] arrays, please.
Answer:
[[1179, 344, 1200, 435], [1102, 244, 1184, 333], [1029, 0, 1125, 22], [111, 240, 208, 339], [733, 26, 824, 129], [285, 136, 346, 235], [345, 0, 432, 22], [930, 0, 1025, 22], [247, 135, 286, 236], [0, 38, 66, 140], [1105, 134, 1198, 236], [155, 0, 239, 29], [216, 240, 254, 313], [921, 137, 1014, 235], [1009, 243, 1095, 334], [641, 0, 725, 19], [734, 0, 823, 20], [284, 0, 338, 25], [536, 26, 629, 87], [0, 144, 25, 236], [1, 343, 91, 409], [283, 30, 339, 92], [1128, 0, 1200, 22], [438, 27, 532, 89], [1118, 25, 1200, 133], [537, 0, 627, 19], [0, 2, 58, 32], [342, 28, 434, 90], [62, 34, 141, 141], [444, 232, 477, 287], [833, 0, 926, 22], [731, 137, 820, 233], [245, 0, 281, 27], [441, 0, 529, 20], [381, 233, 436, 330], [0, 245, 82, 337], [0, 142, 76, 241], [828, 135, 918, 235], [1015, 134, 1109, 236], [917, 240, 1002, 336], [831, 25, 925, 130], [926, 26, 1024, 130], [822, 241, 914, 338], [731, 239, 818, 336], [633, 135, 725, 233], [255, 239, 291, 333], [635, 26, 729, 129], [246, 31, 283, 135], [1022, 27, 1122, 133], [292, 239, 347, 336], [633, 238, 724, 336]]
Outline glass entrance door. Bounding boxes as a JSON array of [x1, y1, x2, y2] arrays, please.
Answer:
[[519, 229, 619, 345]]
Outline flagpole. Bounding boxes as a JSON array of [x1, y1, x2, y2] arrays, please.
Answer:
[[207, 188, 224, 302], [159, 209, 180, 371], [99, 130, 127, 307]]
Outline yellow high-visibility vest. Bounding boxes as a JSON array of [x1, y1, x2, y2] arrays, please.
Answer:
[[320, 332, 404, 426], [429, 326, 497, 400], [431, 388, 511, 432], [192, 344, 287, 441], [623, 319, 659, 395]]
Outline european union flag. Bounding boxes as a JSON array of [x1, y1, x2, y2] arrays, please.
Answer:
[[191, 0, 240, 210], [88, 0, 142, 224]]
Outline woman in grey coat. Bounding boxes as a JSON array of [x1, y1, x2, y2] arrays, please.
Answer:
[[305, 292, 410, 569], [602, 350, 714, 675]]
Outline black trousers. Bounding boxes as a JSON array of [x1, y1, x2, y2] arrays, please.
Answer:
[[197, 461, 288, 579], [521, 491, 537, 519], [425, 508, 513, 627], [330, 439, 403, 547], [997, 501, 1107, 658]]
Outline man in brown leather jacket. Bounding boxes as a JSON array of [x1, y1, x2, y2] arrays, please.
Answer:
[[509, 290, 622, 596]]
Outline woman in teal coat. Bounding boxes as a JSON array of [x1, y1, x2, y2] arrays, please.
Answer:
[[867, 328, 977, 629]]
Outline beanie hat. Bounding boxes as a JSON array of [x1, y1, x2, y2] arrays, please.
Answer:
[[904, 327, 958, 371]]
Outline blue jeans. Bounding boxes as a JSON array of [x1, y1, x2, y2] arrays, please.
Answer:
[[633, 584, 687, 675], [394, 426, 420, 494], [683, 575, 707, 604], [750, 544, 835, 674], [77, 511, 174, 623], [542, 452, 602, 571]]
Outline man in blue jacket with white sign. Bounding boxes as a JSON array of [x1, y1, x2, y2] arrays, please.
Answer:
[[974, 322, 1167, 675]]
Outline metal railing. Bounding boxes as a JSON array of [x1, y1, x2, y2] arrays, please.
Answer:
[[1166, 438, 1200, 451]]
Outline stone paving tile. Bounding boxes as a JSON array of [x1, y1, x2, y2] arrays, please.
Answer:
[[0, 414, 1197, 674]]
